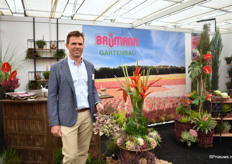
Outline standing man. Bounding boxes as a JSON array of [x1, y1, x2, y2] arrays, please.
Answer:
[[48, 31, 103, 164]]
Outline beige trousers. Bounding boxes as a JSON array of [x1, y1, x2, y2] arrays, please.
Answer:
[[61, 110, 93, 164]]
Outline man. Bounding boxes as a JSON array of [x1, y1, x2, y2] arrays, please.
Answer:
[[47, 31, 103, 164]]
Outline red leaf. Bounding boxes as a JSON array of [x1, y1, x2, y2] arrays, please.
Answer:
[[1, 62, 11, 72]]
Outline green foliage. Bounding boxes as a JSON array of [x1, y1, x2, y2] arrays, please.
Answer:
[[227, 67, 232, 74], [188, 61, 202, 80], [124, 117, 148, 136], [226, 82, 231, 89], [196, 24, 211, 91], [43, 71, 50, 79], [222, 104, 232, 113], [25, 48, 39, 59], [192, 113, 217, 134], [0, 42, 24, 83], [53, 147, 63, 164], [36, 40, 47, 48], [54, 49, 66, 58], [211, 29, 223, 90], [86, 153, 106, 164], [223, 121, 231, 132], [224, 56, 232, 63], [0, 148, 23, 164], [113, 110, 126, 127], [197, 24, 210, 55], [215, 121, 231, 133], [105, 138, 120, 154], [176, 105, 190, 115], [27, 81, 42, 90], [178, 116, 191, 123], [95, 65, 185, 79], [180, 130, 198, 147]]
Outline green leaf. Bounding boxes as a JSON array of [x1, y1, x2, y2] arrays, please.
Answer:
[[188, 61, 202, 79]]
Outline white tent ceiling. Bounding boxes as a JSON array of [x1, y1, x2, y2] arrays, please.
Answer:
[[1, 0, 232, 33]]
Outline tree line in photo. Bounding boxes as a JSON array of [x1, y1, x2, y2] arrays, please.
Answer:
[[95, 65, 185, 79]]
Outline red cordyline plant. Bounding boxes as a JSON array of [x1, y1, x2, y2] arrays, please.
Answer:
[[0, 62, 20, 90]]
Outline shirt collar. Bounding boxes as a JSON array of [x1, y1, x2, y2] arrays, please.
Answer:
[[67, 55, 83, 65]]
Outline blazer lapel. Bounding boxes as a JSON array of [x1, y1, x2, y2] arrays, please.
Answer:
[[60, 58, 75, 92], [84, 59, 92, 87]]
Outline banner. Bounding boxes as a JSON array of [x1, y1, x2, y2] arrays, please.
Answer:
[[83, 25, 186, 123], [83, 25, 185, 68]]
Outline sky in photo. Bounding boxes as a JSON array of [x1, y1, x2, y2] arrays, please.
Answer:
[[83, 25, 185, 68]]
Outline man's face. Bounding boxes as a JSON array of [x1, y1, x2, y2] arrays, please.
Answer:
[[66, 36, 84, 59]]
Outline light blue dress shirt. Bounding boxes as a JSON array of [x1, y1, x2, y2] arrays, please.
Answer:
[[67, 56, 89, 110]]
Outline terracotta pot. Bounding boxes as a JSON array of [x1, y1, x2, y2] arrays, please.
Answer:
[[197, 130, 214, 148], [174, 120, 194, 141]]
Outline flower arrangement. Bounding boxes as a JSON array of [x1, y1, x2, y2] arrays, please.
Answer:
[[188, 51, 212, 113], [180, 129, 198, 147], [0, 62, 19, 91], [94, 62, 162, 152], [192, 113, 217, 134]]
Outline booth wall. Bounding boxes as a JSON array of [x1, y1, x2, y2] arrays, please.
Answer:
[[0, 16, 231, 92]]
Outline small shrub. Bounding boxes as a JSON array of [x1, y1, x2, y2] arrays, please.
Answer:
[[0, 148, 23, 164]]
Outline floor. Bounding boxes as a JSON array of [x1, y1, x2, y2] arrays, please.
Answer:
[[153, 123, 232, 164]]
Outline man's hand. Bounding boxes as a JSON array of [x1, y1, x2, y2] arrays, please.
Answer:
[[51, 125, 62, 137], [96, 103, 104, 111]]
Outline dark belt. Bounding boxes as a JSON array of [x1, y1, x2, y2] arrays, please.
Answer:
[[78, 108, 89, 112]]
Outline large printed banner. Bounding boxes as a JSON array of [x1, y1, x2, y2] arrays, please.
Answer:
[[83, 25, 185, 69], [83, 25, 186, 123], [83, 25, 186, 98]]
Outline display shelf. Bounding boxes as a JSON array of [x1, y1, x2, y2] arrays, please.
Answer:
[[214, 132, 232, 137], [213, 116, 232, 121], [30, 80, 49, 82]]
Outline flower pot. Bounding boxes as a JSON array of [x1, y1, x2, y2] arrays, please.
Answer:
[[211, 111, 219, 118], [229, 72, 232, 77], [220, 112, 227, 117], [197, 130, 214, 148], [174, 120, 194, 141], [119, 147, 154, 162]]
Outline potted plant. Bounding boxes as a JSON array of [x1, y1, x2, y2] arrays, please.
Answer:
[[0, 62, 20, 92], [180, 129, 198, 147], [192, 113, 217, 147], [43, 71, 50, 79], [27, 81, 42, 90], [93, 63, 161, 163], [224, 56, 232, 64], [36, 40, 47, 49], [222, 121, 231, 133], [226, 81, 231, 90], [25, 48, 39, 59], [227, 68, 232, 77], [54, 49, 66, 58]]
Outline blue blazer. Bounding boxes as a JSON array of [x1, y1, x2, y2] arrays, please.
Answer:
[[47, 58, 100, 127]]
